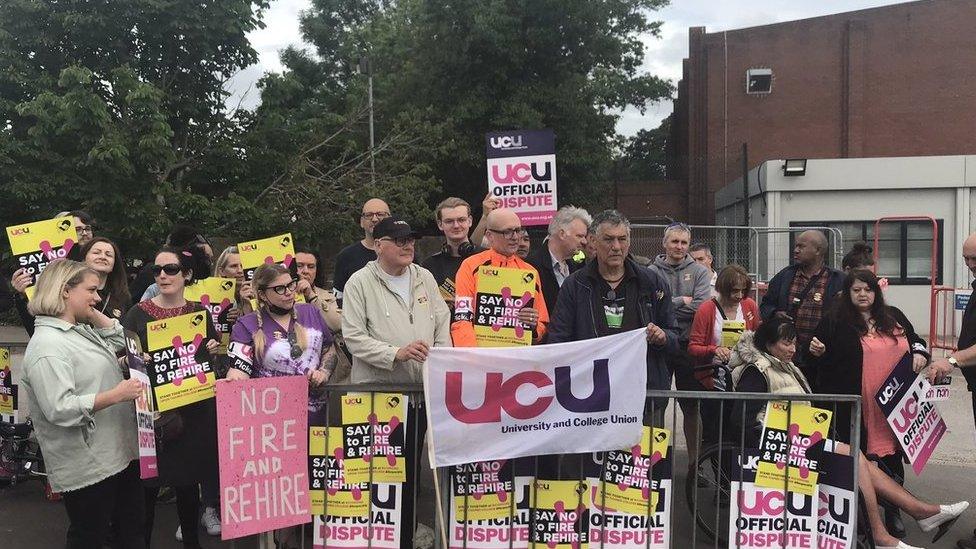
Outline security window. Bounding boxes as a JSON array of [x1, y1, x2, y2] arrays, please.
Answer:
[[790, 220, 942, 285]]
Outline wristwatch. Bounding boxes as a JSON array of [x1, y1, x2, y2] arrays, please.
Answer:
[[948, 356, 959, 368]]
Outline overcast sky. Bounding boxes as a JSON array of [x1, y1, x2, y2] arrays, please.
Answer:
[[227, 0, 913, 136]]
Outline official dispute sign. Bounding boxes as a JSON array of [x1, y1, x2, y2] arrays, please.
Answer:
[[875, 353, 947, 475], [124, 331, 157, 479], [486, 129, 557, 226], [217, 376, 310, 540], [0, 347, 18, 423], [5, 216, 78, 299], [425, 329, 647, 467]]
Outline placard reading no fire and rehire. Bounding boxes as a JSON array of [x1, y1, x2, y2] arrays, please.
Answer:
[[5, 216, 78, 299], [755, 401, 832, 496], [875, 352, 947, 475], [449, 458, 534, 549], [341, 392, 407, 485], [486, 129, 558, 227], [309, 426, 369, 517], [530, 480, 589, 549], [184, 277, 237, 355], [599, 427, 670, 515], [217, 376, 311, 540], [466, 265, 536, 347], [145, 311, 216, 411]]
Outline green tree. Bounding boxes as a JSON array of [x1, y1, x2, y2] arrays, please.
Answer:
[[615, 115, 671, 182], [248, 0, 673, 234], [0, 0, 270, 257]]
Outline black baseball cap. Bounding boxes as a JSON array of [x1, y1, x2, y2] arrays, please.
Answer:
[[373, 217, 419, 240]]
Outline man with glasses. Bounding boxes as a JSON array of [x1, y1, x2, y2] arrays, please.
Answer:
[[341, 216, 451, 549], [422, 197, 483, 312], [332, 197, 391, 302], [548, 210, 678, 423], [451, 208, 548, 346]]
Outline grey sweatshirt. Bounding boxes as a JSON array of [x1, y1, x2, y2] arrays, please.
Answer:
[[651, 254, 711, 342]]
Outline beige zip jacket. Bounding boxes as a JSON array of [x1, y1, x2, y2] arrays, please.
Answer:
[[341, 261, 452, 384]]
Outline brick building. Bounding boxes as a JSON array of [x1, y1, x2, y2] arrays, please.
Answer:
[[668, 0, 976, 224]]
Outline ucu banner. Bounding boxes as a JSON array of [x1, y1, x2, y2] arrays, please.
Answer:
[[424, 329, 646, 467]]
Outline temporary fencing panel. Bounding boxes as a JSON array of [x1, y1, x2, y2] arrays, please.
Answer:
[[302, 384, 863, 549]]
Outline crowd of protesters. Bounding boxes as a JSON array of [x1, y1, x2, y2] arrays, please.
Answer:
[[5, 201, 976, 549]]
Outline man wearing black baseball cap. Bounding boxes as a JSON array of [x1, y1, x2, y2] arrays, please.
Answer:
[[341, 215, 451, 549]]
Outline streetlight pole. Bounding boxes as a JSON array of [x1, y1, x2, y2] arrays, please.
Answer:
[[359, 56, 375, 185]]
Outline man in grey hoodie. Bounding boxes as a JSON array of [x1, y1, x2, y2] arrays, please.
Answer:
[[652, 222, 712, 469]]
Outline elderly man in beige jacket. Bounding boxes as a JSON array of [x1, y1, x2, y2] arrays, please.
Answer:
[[340, 215, 450, 549]]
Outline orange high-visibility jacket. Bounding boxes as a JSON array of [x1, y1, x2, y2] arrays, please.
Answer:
[[450, 248, 549, 347]]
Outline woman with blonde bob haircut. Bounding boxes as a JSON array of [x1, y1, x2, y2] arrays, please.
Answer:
[[22, 260, 146, 548]]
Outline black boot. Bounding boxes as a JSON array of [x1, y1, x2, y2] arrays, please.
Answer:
[[883, 504, 906, 539]]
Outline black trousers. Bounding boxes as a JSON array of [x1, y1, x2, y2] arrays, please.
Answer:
[[144, 484, 200, 548], [62, 460, 145, 549]]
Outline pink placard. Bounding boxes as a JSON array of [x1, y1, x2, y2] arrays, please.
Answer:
[[217, 376, 311, 540]]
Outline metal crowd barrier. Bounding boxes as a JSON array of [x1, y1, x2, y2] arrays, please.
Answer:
[[313, 384, 863, 549]]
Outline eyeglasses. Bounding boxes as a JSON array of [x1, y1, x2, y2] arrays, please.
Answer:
[[76, 225, 94, 236], [260, 280, 298, 295], [151, 263, 182, 277], [488, 227, 526, 239], [378, 236, 416, 248], [361, 211, 391, 220]]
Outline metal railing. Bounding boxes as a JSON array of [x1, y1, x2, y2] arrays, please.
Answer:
[[309, 384, 863, 549]]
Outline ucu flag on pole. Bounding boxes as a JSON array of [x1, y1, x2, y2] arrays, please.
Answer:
[[424, 329, 647, 467]]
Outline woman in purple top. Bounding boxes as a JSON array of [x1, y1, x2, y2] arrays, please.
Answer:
[[226, 263, 336, 425]]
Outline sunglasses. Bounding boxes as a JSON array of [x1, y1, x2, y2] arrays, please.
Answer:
[[151, 263, 182, 277], [260, 280, 298, 295]]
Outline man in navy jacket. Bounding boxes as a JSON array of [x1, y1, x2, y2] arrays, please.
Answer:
[[548, 210, 678, 422]]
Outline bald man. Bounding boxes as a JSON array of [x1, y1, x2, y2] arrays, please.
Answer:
[[332, 198, 391, 301], [451, 209, 549, 346], [933, 234, 976, 548], [759, 230, 845, 377]]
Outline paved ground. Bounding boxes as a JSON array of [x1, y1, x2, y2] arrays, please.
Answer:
[[3, 325, 976, 548]]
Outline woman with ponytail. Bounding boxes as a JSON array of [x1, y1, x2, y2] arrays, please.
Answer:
[[226, 263, 336, 422]]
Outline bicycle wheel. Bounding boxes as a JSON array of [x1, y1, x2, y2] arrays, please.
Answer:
[[685, 442, 736, 544]]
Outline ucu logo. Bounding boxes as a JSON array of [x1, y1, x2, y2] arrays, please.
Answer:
[[818, 491, 850, 521], [489, 135, 522, 149], [9, 227, 29, 236], [878, 378, 904, 405], [738, 489, 812, 515], [490, 162, 553, 184], [444, 359, 610, 424]]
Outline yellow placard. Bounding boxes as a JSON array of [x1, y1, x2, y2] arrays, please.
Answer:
[[184, 277, 237, 355], [755, 402, 832, 496], [531, 480, 590, 549], [599, 427, 670, 515], [452, 460, 515, 520], [6, 216, 79, 300], [721, 320, 746, 348], [237, 233, 296, 281], [145, 311, 215, 411], [341, 392, 407, 484], [310, 426, 370, 517], [473, 265, 536, 347]]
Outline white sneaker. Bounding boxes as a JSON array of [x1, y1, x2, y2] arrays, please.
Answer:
[[175, 525, 182, 542], [200, 506, 221, 536], [413, 522, 434, 549], [917, 501, 969, 532]]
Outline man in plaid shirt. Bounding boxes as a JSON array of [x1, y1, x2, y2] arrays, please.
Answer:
[[759, 230, 844, 380]]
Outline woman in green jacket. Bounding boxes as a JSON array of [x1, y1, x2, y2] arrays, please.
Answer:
[[22, 260, 145, 548]]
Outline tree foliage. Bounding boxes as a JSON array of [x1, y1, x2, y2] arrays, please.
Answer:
[[0, 0, 269, 256]]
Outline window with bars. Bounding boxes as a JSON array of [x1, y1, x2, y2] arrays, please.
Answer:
[[790, 220, 943, 285]]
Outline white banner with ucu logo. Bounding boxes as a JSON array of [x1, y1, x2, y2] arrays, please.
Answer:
[[423, 329, 647, 467]]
